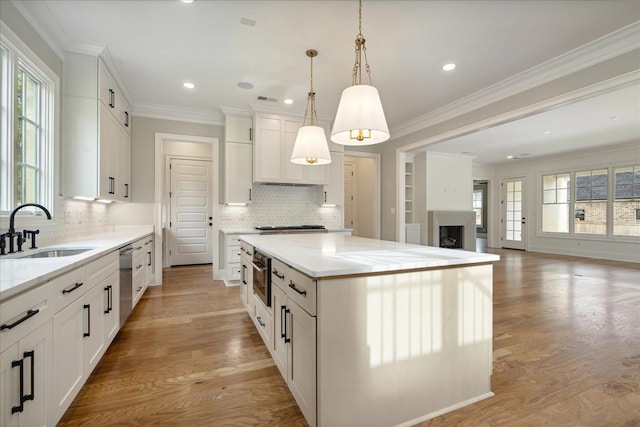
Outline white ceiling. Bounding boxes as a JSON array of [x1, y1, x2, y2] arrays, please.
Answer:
[[15, 0, 640, 163]]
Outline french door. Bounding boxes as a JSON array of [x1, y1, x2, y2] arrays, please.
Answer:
[[501, 177, 526, 250]]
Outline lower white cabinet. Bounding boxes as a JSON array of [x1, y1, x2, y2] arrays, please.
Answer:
[[0, 319, 53, 427], [239, 242, 253, 310]]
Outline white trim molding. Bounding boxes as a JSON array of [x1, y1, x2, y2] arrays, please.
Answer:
[[136, 103, 225, 126]]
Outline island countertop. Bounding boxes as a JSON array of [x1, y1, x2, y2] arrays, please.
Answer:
[[239, 233, 499, 278]]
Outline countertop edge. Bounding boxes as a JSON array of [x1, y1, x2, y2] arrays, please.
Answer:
[[0, 226, 154, 301]]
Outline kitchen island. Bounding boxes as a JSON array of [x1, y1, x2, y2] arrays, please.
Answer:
[[239, 233, 499, 427]]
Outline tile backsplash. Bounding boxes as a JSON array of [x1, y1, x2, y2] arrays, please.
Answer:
[[218, 184, 343, 230]]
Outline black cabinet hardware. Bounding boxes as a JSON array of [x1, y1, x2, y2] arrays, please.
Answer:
[[241, 264, 247, 285], [83, 304, 91, 337], [249, 188, 252, 201], [124, 183, 129, 198], [249, 127, 252, 141], [104, 286, 112, 313], [147, 251, 152, 266], [11, 358, 24, 413], [1, 309, 39, 331], [280, 305, 287, 339], [136, 264, 143, 270], [289, 281, 307, 296], [108, 177, 115, 194], [284, 308, 291, 343], [136, 286, 143, 292], [256, 315, 265, 328], [124, 111, 129, 127], [324, 191, 327, 203], [62, 282, 83, 295], [109, 89, 115, 108], [273, 269, 285, 280], [23, 350, 35, 403]]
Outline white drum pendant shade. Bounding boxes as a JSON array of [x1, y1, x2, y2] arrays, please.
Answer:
[[331, 84, 390, 146], [290, 125, 332, 165]]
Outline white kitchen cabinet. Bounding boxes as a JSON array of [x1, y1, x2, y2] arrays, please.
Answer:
[[222, 142, 252, 204], [0, 319, 53, 427], [253, 112, 330, 185], [239, 242, 253, 310], [252, 295, 273, 350], [63, 52, 131, 202], [322, 152, 344, 206], [270, 260, 317, 427], [221, 113, 253, 204]]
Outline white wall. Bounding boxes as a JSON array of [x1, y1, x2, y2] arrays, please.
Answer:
[[489, 142, 640, 262], [353, 157, 376, 239]]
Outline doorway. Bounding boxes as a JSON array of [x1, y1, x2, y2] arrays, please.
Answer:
[[168, 158, 213, 265], [344, 153, 381, 239], [501, 176, 526, 250]]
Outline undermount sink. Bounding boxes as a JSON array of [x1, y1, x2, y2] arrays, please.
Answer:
[[16, 248, 93, 259]]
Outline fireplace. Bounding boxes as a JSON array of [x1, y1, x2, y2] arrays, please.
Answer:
[[440, 226, 463, 249], [428, 211, 476, 251]]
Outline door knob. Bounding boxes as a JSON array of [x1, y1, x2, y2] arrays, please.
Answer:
[[209, 223, 212, 226]]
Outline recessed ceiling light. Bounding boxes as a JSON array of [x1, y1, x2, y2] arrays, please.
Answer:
[[180, 0, 194, 3], [284, 99, 294, 105], [507, 155, 515, 159], [610, 116, 619, 120], [183, 81, 195, 89], [442, 63, 456, 71], [237, 81, 254, 90], [460, 151, 471, 155], [543, 130, 551, 134], [240, 17, 256, 27]]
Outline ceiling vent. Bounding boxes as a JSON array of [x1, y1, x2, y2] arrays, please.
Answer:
[[257, 96, 278, 102]]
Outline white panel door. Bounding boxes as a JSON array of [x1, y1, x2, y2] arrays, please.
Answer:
[[169, 158, 213, 265], [501, 177, 526, 250]]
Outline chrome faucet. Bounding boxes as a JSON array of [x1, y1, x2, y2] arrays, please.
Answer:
[[1, 203, 52, 255]]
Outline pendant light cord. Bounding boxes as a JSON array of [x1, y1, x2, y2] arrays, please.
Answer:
[[302, 49, 319, 127]]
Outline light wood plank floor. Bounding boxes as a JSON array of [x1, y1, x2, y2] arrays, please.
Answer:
[[59, 250, 640, 426]]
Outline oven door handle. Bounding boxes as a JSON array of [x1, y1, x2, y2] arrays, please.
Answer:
[[249, 259, 264, 272]]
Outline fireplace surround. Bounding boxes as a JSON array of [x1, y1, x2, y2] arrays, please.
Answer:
[[427, 211, 476, 251]]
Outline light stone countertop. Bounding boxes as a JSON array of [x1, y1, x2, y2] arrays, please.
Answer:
[[0, 225, 154, 301], [239, 233, 499, 278]]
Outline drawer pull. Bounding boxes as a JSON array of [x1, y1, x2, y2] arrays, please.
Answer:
[[136, 264, 143, 270], [23, 350, 35, 403], [62, 282, 83, 294], [136, 286, 143, 292], [1, 309, 40, 331], [256, 315, 265, 328], [289, 281, 307, 296], [83, 304, 91, 337], [273, 269, 285, 280], [11, 358, 23, 413]]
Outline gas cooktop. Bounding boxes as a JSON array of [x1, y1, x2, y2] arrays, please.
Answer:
[[255, 225, 326, 231]]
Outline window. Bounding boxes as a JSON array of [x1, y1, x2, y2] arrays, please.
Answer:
[[542, 173, 570, 233], [473, 189, 483, 227], [574, 169, 607, 235], [613, 165, 640, 236], [0, 31, 54, 214]]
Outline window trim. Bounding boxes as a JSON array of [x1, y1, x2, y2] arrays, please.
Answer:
[[0, 20, 59, 221], [538, 164, 640, 242]]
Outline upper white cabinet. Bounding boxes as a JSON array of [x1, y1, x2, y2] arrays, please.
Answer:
[[63, 52, 131, 201], [323, 152, 344, 206], [253, 112, 332, 186], [221, 114, 253, 204]]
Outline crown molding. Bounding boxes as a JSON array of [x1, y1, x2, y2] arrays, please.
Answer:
[[220, 107, 252, 118], [11, 0, 65, 61], [249, 104, 334, 123], [391, 21, 640, 141], [134, 103, 225, 126]]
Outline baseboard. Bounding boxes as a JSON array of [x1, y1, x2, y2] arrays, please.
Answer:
[[394, 392, 495, 427], [528, 244, 640, 263]]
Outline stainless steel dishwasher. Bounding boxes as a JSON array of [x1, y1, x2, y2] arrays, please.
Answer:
[[119, 244, 134, 327]]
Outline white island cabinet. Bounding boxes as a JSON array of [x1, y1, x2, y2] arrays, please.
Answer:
[[239, 233, 499, 427]]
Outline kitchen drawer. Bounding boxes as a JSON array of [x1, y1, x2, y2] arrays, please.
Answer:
[[0, 283, 53, 352], [229, 263, 241, 280], [252, 294, 273, 349], [271, 258, 288, 289], [50, 267, 87, 314], [132, 250, 146, 276], [240, 241, 253, 257], [228, 235, 241, 246], [227, 246, 241, 263], [86, 251, 119, 289], [285, 267, 317, 316], [132, 267, 146, 307]]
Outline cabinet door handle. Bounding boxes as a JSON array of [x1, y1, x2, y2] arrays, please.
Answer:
[[249, 127, 252, 141], [109, 89, 115, 108], [280, 305, 287, 339], [284, 308, 291, 343], [136, 264, 143, 270], [11, 358, 24, 413], [124, 111, 129, 127], [147, 251, 152, 266], [1, 309, 40, 331], [256, 315, 265, 328], [83, 304, 91, 337], [249, 188, 252, 201], [104, 286, 111, 314], [288, 281, 307, 296], [241, 264, 247, 285], [62, 282, 83, 294], [109, 177, 115, 194], [124, 183, 129, 198], [23, 350, 35, 403], [324, 191, 327, 203], [273, 269, 284, 280], [136, 286, 143, 292]]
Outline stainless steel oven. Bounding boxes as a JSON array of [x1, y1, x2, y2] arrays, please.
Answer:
[[252, 250, 271, 307]]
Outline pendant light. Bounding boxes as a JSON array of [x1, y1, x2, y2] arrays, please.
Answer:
[[331, 0, 389, 146], [290, 49, 332, 166]]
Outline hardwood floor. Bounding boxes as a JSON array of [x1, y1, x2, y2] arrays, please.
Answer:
[[58, 250, 640, 426]]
